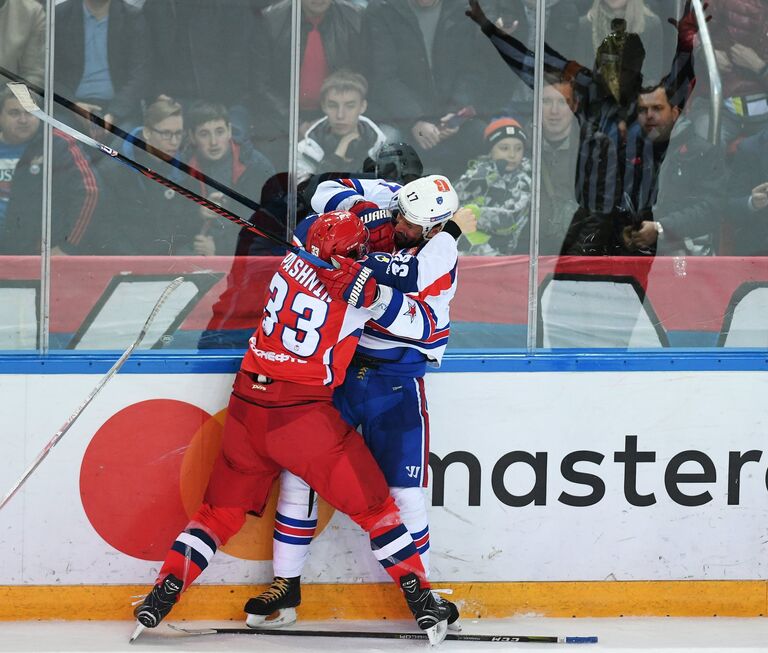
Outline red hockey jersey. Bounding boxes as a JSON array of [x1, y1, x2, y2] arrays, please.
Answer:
[[241, 251, 381, 387]]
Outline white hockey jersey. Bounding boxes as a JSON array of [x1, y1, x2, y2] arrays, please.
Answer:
[[307, 178, 459, 369]]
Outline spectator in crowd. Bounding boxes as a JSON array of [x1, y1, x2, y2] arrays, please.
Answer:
[[575, 0, 665, 85], [141, 0, 276, 151], [88, 97, 207, 255], [364, 0, 484, 177], [54, 0, 148, 128], [539, 75, 581, 254], [297, 70, 387, 181], [0, 87, 37, 233], [0, 89, 100, 255], [621, 81, 725, 256], [264, 0, 365, 138], [720, 126, 768, 254], [184, 100, 275, 256], [455, 117, 532, 255], [690, 0, 768, 145], [466, 0, 705, 256], [0, 0, 45, 88]]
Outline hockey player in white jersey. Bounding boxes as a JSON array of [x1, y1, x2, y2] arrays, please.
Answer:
[[244, 173, 476, 629]]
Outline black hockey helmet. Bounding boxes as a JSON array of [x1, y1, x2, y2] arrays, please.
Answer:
[[374, 142, 423, 184]]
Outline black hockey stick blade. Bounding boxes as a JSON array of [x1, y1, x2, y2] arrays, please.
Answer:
[[166, 624, 598, 643], [5, 82, 330, 269], [0, 64, 260, 213]]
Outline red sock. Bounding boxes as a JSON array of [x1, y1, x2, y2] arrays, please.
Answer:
[[157, 504, 246, 589]]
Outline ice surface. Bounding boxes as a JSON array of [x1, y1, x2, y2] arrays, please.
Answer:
[[1, 617, 767, 653]]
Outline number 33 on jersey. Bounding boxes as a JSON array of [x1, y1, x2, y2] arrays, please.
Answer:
[[241, 251, 391, 388]]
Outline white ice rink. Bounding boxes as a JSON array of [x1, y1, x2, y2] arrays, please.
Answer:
[[1, 618, 767, 653]]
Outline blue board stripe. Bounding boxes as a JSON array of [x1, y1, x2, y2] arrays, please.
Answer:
[[0, 350, 767, 374]]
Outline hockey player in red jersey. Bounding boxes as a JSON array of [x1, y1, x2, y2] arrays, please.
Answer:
[[245, 175, 477, 631], [131, 210, 451, 645]]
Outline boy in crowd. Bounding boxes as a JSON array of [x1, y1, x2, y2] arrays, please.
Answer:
[[455, 117, 532, 255], [185, 101, 275, 256], [297, 70, 387, 181]]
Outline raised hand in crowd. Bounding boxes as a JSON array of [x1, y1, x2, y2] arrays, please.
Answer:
[[465, 0, 492, 29], [669, 0, 711, 51]]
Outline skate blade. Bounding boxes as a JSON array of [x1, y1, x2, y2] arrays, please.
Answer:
[[425, 619, 448, 646], [245, 607, 297, 629], [129, 622, 145, 643]]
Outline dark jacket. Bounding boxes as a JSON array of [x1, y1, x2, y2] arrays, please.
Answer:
[[724, 126, 768, 254], [263, 0, 365, 117], [142, 0, 258, 108], [89, 127, 198, 255], [297, 115, 387, 179], [363, 0, 481, 127], [54, 0, 148, 123], [186, 140, 276, 256], [0, 128, 100, 255], [628, 117, 726, 255]]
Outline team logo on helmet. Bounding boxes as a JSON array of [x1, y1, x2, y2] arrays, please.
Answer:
[[305, 210, 369, 262]]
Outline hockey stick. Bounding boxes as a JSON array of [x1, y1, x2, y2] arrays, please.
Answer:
[[166, 624, 598, 643], [0, 277, 185, 512], [5, 83, 330, 269], [0, 65, 260, 213]]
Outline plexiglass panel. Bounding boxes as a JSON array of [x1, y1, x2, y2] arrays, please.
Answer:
[[0, 0, 46, 350], [3, 0, 768, 353], [45, 0, 290, 350]]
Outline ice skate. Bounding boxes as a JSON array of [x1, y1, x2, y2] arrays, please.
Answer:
[[133, 574, 183, 629], [399, 573, 450, 645], [433, 590, 461, 631], [244, 576, 301, 628]]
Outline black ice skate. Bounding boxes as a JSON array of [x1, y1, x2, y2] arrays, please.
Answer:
[[134, 574, 183, 627], [244, 576, 301, 628], [399, 573, 450, 645], [433, 591, 461, 631]]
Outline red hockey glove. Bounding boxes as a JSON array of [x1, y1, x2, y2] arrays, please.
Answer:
[[671, 0, 710, 52], [367, 221, 395, 253], [317, 255, 379, 309], [349, 201, 395, 253]]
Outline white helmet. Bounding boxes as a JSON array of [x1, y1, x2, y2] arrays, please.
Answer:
[[394, 175, 459, 237]]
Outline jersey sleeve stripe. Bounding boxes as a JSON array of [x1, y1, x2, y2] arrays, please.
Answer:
[[373, 292, 403, 328], [325, 188, 357, 211]]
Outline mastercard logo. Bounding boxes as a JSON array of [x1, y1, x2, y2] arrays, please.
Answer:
[[79, 399, 334, 561]]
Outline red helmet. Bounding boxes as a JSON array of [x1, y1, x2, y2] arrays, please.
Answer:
[[305, 210, 369, 262]]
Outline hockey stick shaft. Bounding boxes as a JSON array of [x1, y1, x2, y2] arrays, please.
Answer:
[[5, 83, 330, 269], [0, 277, 185, 511], [167, 625, 597, 643], [0, 65, 261, 213]]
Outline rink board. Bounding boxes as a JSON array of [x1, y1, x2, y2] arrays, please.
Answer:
[[1, 370, 767, 618]]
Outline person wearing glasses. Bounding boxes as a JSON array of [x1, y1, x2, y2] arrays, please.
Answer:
[[89, 96, 203, 255]]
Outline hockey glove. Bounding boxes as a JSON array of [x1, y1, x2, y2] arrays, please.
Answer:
[[671, 0, 710, 52], [318, 255, 379, 309], [350, 201, 395, 253]]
